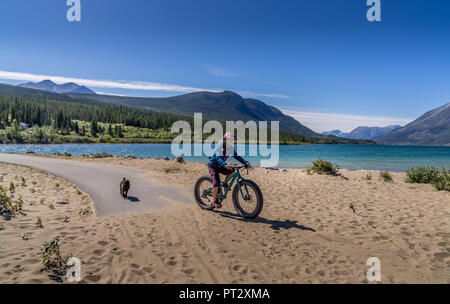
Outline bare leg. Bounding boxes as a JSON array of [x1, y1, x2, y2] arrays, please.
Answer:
[[224, 173, 233, 183], [212, 186, 219, 202]]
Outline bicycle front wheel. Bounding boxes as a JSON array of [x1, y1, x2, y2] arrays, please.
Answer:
[[232, 179, 263, 219], [194, 176, 215, 210]]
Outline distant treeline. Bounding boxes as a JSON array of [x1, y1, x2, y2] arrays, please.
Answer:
[[0, 96, 191, 131], [0, 93, 374, 145]]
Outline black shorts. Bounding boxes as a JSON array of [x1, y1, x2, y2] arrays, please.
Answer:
[[208, 166, 234, 187]]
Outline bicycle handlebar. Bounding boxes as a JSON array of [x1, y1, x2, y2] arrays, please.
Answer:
[[230, 165, 246, 169]]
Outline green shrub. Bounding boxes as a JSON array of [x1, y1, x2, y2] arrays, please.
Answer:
[[405, 167, 449, 192], [379, 171, 393, 182], [40, 237, 67, 269], [405, 167, 440, 184], [305, 158, 339, 175], [431, 170, 450, 191], [0, 185, 23, 215]]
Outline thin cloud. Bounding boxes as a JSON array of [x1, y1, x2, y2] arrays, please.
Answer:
[[237, 91, 290, 99], [94, 91, 125, 97], [282, 109, 413, 133], [0, 70, 217, 93], [203, 65, 240, 77], [0, 70, 288, 99]]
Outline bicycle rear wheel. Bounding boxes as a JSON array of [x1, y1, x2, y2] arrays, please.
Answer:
[[232, 179, 263, 219], [194, 176, 215, 210]]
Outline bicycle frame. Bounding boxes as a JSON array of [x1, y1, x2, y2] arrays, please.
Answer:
[[207, 168, 250, 201]]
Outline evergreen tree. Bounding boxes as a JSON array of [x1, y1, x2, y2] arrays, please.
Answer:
[[90, 120, 99, 137], [107, 124, 114, 137]]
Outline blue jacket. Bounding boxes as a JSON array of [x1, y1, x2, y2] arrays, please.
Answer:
[[207, 142, 247, 169]]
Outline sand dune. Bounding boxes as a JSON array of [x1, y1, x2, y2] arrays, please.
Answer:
[[0, 156, 449, 283]]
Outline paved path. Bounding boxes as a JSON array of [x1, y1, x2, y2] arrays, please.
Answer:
[[0, 154, 193, 217]]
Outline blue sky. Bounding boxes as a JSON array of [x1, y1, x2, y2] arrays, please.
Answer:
[[0, 0, 449, 132]]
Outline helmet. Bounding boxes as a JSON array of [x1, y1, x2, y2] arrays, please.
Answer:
[[223, 132, 234, 141]]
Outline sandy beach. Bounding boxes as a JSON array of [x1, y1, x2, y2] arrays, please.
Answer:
[[0, 155, 449, 284]]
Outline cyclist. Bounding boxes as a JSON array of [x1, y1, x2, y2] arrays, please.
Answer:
[[207, 132, 250, 208]]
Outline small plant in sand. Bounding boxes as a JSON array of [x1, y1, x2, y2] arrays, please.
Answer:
[[339, 175, 349, 180], [63, 216, 69, 223], [40, 237, 67, 270], [9, 182, 15, 195], [21, 176, 26, 186], [0, 185, 23, 216], [48, 203, 55, 210], [349, 203, 356, 214], [163, 167, 181, 174], [36, 217, 43, 228], [305, 158, 339, 176], [21, 232, 29, 240], [368, 221, 376, 228], [40, 198, 45, 204], [55, 183, 60, 188], [363, 173, 372, 181], [379, 171, 393, 183], [76, 189, 82, 195], [79, 207, 92, 216], [0, 223, 5, 230], [32, 181, 37, 185]]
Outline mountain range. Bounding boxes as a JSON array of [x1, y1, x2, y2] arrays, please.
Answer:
[[4, 80, 449, 145], [376, 102, 450, 146], [322, 125, 402, 140], [18, 80, 96, 95], [71, 90, 319, 137]]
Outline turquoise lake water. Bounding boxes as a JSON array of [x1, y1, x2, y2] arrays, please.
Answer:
[[0, 144, 449, 171]]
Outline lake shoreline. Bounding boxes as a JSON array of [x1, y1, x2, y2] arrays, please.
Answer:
[[0, 143, 449, 172]]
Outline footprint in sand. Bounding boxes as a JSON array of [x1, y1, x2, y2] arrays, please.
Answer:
[[167, 258, 177, 266], [85, 274, 101, 283], [130, 263, 140, 269], [92, 249, 105, 256], [182, 268, 195, 275], [143, 266, 153, 273], [98, 241, 108, 246]]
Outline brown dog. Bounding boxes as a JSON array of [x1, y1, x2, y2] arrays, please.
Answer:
[[120, 178, 130, 198]]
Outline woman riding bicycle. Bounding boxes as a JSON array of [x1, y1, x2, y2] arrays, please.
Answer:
[[208, 132, 250, 209]]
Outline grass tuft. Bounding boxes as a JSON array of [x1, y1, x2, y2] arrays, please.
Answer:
[[305, 158, 339, 176], [379, 171, 393, 183]]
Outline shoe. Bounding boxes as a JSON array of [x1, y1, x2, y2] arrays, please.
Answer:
[[212, 201, 222, 209]]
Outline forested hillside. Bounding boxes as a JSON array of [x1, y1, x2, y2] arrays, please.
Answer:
[[0, 83, 374, 145]]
